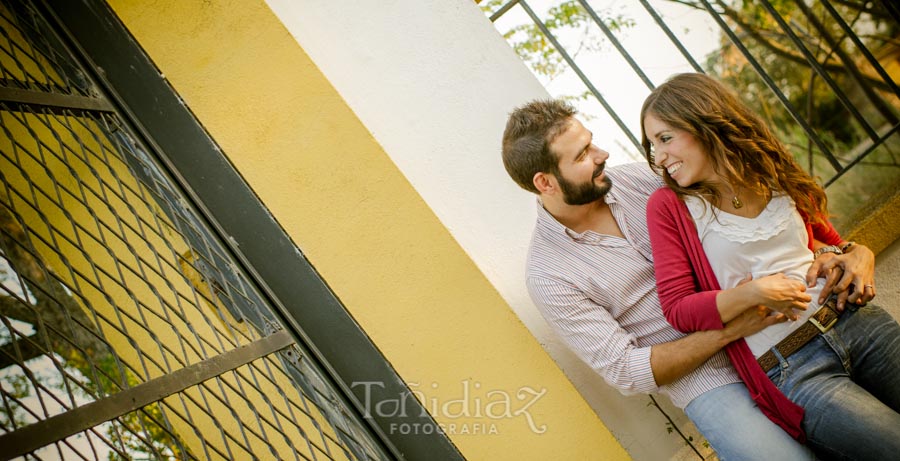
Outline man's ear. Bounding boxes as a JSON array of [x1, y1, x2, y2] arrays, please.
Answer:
[[533, 172, 555, 194]]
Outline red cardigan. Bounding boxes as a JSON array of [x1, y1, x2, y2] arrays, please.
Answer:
[[646, 187, 842, 442]]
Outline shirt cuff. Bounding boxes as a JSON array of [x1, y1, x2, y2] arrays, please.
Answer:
[[626, 346, 659, 393]]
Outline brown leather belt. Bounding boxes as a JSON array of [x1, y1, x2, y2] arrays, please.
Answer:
[[757, 297, 841, 373]]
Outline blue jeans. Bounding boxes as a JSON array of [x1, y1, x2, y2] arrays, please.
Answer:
[[686, 382, 815, 461], [765, 304, 900, 460]]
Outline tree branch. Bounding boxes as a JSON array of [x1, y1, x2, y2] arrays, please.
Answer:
[[0, 333, 45, 370], [831, 0, 893, 21], [793, 0, 897, 124], [723, 1, 895, 92], [0, 294, 37, 324], [0, 191, 113, 370], [673, 0, 896, 93]]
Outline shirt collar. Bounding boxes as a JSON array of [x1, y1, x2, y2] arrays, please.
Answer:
[[535, 198, 569, 237], [535, 192, 618, 243]]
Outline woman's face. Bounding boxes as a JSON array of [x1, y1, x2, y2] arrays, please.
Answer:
[[643, 112, 719, 188]]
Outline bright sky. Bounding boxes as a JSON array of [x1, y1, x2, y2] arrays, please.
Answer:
[[493, 0, 721, 165]]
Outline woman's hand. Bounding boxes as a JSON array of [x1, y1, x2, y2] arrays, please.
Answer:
[[749, 274, 811, 321]]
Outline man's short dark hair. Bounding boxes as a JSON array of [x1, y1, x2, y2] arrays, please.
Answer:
[[501, 99, 577, 193]]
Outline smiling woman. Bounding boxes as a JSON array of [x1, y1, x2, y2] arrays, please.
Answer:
[[644, 73, 900, 461], [643, 113, 718, 192]]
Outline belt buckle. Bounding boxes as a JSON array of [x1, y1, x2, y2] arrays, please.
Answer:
[[809, 304, 838, 333]]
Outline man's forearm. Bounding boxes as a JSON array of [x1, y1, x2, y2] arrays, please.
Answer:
[[649, 328, 732, 386], [649, 306, 778, 386]]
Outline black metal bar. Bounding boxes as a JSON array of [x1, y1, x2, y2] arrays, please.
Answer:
[[758, 0, 880, 141], [698, 0, 844, 172], [637, 0, 704, 73], [0, 329, 294, 460], [879, 0, 900, 25], [489, 0, 520, 23], [792, 0, 898, 127], [518, 0, 643, 153], [819, 0, 900, 99], [0, 85, 113, 112], [0, 0, 88, 95], [576, 0, 654, 90], [825, 123, 900, 186]]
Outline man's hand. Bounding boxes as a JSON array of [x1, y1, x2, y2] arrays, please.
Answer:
[[806, 243, 876, 310], [722, 305, 787, 343]]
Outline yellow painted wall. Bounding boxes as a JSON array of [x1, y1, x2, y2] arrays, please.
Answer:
[[106, 0, 629, 459]]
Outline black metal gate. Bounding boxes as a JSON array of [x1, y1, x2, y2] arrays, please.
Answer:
[[0, 1, 401, 459]]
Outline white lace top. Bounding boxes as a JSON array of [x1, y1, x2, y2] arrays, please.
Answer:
[[685, 194, 826, 357]]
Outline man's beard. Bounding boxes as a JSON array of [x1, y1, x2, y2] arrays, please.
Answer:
[[556, 167, 613, 205]]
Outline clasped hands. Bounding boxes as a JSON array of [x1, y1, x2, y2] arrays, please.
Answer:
[[727, 244, 875, 334]]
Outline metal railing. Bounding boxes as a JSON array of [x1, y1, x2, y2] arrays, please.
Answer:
[[0, 1, 393, 459], [484, 0, 899, 226]]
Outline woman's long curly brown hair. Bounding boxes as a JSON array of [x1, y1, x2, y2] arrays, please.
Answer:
[[639, 73, 828, 223]]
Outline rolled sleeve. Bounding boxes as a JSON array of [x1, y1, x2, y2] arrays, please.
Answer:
[[527, 275, 660, 395], [624, 344, 658, 394]]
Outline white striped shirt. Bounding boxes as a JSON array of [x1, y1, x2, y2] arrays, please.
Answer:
[[526, 162, 740, 408]]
